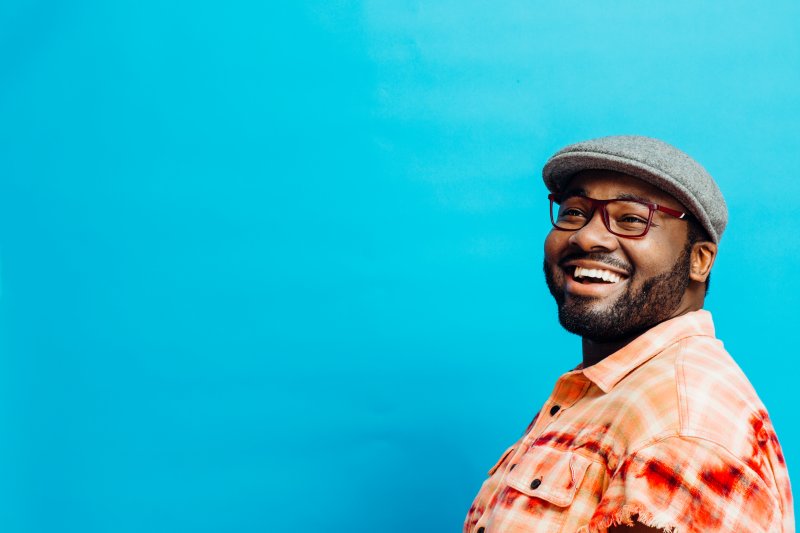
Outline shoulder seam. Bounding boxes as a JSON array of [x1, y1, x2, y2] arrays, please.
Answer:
[[676, 337, 689, 433]]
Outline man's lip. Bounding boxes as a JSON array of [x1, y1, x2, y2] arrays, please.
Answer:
[[560, 260, 630, 278]]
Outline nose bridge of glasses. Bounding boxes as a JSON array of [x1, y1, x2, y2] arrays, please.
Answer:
[[579, 198, 612, 232], [561, 199, 612, 237], [567, 206, 619, 250]]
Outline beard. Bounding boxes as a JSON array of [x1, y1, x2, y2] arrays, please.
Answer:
[[543, 242, 691, 343]]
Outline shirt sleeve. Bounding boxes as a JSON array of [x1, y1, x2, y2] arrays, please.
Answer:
[[584, 436, 785, 533]]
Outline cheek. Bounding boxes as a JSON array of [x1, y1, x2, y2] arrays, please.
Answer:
[[622, 241, 681, 279], [544, 230, 564, 263]]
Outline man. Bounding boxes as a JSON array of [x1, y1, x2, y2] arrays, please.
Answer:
[[464, 136, 793, 532]]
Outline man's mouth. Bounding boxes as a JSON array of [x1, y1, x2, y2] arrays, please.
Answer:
[[571, 266, 624, 284], [557, 262, 630, 298]]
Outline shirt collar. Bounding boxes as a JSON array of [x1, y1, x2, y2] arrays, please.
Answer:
[[581, 309, 716, 393]]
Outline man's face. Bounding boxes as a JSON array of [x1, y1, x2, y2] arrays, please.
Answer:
[[543, 170, 693, 342]]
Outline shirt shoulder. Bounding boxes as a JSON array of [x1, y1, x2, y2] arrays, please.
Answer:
[[609, 332, 767, 450], [674, 334, 767, 450], [604, 334, 794, 531], [584, 435, 787, 532]]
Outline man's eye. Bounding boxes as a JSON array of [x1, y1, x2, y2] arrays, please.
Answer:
[[618, 215, 648, 225], [560, 208, 586, 218]]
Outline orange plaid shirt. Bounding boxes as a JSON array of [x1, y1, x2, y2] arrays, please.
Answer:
[[465, 310, 793, 532]]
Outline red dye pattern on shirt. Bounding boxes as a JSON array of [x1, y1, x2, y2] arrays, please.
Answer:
[[464, 311, 794, 533]]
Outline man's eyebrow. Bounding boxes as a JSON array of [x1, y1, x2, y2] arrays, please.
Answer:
[[560, 187, 587, 198], [615, 192, 654, 203], [560, 188, 654, 204]]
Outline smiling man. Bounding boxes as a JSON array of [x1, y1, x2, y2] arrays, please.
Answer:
[[464, 136, 793, 532]]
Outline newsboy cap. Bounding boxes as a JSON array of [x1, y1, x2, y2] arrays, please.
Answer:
[[542, 135, 727, 243]]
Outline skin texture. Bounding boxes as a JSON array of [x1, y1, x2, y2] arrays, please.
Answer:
[[543, 171, 718, 532], [543, 170, 717, 367]]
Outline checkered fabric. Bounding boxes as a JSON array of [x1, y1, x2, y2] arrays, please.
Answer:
[[464, 310, 793, 532]]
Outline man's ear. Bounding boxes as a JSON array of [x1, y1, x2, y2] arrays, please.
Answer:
[[689, 241, 717, 282]]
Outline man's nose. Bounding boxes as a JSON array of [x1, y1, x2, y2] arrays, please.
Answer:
[[568, 209, 618, 251]]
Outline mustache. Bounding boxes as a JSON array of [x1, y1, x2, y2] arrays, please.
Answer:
[[558, 252, 633, 275]]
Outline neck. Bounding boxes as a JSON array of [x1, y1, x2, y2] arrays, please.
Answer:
[[581, 300, 705, 368], [581, 335, 637, 368]]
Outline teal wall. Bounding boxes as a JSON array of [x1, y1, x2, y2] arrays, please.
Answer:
[[1, 1, 798, 531]]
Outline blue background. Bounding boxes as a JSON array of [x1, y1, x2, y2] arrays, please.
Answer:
[[1, 1, 798, 531]]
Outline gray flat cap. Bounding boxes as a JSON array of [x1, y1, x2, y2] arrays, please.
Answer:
[[542, 135, 727, 243]]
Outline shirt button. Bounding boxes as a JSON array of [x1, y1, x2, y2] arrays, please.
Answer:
[[477, 528, 485, 533], [530, 478, 542, 490], [549, 405, 560, 416]]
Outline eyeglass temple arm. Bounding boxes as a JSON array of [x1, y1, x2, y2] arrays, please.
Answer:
[[656, 205, 687, 219]]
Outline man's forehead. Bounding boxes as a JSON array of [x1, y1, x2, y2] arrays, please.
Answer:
[[564, 169, 684, 208]]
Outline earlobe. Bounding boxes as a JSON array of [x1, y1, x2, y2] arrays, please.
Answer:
[[690, 242, 717, 282]]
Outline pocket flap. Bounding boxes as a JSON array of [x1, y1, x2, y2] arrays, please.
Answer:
[[487, 445, 516, 476], [505, 446, 591, 507]]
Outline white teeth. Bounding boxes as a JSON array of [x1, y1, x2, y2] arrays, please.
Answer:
[[573, 266, 623, 283]]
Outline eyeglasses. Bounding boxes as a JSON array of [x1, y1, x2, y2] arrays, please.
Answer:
[[548, 193, 687, 238]]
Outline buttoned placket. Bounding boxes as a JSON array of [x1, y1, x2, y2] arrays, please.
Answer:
[[470, 372, 591, 532], [511, 372, 591, 458]]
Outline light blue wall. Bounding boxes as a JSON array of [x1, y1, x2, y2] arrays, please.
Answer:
[[1, 1, 798, 531]]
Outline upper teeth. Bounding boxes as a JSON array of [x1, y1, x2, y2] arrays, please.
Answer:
[[574, 267, 622, 283]]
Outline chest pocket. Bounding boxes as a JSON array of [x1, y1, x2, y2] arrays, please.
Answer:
[[505, 446, 592, 507]]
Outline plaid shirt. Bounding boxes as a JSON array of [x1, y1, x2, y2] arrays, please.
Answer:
[[465, 310, 793, 532]]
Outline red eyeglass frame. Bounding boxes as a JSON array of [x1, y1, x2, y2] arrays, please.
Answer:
[[548, 193, 687, 238]]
